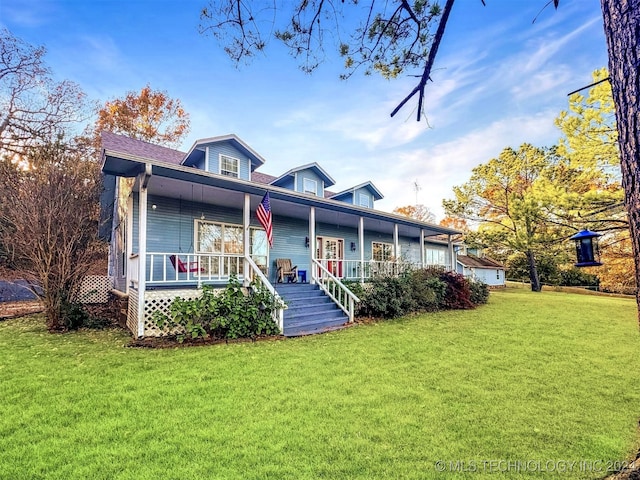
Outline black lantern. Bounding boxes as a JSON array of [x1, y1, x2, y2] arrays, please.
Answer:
[[569, 229, 602, 267]]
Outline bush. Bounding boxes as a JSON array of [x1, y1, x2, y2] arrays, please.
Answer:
[[468, 279, 489, 305], [360, 276, 411, 319], [347, 267, 486, 320], [439, 271, 474, 309], [409, 269, 447, 311], [151, 276, 281, 341]]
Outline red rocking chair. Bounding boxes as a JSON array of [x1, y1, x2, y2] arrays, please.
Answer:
[[169, 255, 204, 274]]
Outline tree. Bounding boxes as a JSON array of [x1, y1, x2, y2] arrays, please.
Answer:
[[439, 216, 468, 231], [600, 0, 640, 320], [443, 144, 576, 291], [200, 0, 450, 120], [0, 138, 104, 331], [94, 85, 190, 148], [0, 29, 87, 158], [393, 204, 436, 223]]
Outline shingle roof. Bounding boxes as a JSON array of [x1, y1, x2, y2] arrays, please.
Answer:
[[101, 131, 185, 165], [251, 171, 277, 184], [457, 254, 505, 269]]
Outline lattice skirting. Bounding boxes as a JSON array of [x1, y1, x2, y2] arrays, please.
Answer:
[[79, 275, 112, 304], [143, 289, 204, 337], [127, 288, 139, 336]]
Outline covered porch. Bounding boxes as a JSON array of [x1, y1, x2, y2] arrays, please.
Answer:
[[103, 155, 460, 337]]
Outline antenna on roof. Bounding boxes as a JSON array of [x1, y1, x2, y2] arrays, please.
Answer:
[[413, 179, 421, 206]]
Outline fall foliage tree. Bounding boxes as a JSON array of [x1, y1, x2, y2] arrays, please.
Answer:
[[0, 138, 104, 331], [0, 29, 88, 158], [94, 85, 190, 148], [443, 144, 572, 292], [393, 204, 436, 223]]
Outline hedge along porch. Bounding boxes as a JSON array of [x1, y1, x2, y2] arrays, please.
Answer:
[[101, 132, 461, 338]]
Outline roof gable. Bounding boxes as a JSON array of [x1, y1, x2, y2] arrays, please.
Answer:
[[270, 162, 336, 188], [182, 134, 266, 171], [330, 181, 384, 202]]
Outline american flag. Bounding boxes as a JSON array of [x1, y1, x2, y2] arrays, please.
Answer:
[[256, 192, 273, 247]]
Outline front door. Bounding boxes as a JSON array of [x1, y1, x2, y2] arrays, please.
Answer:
[[316, 236, 344, 278]]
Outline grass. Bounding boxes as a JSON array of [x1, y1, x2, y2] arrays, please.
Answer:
[[0, 288, 639, 479]]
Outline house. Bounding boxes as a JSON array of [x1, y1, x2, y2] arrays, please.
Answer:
[[456, 248, 506, 287], [100, 131, 461, 338]]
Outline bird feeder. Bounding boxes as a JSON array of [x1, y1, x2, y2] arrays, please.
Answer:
[[569, 229, 602, 267]]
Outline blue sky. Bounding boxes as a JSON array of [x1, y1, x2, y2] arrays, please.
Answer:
[[1, 0, 609, 220]]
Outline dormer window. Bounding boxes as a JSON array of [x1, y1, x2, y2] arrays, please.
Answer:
[[220, 154, 239, 178], [303, 178, 318, 195], [358, 193, 371, 207]]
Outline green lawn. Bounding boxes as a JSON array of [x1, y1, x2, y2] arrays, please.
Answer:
[[1, 289, 639, 479]]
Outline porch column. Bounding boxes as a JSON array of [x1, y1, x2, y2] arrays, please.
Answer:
[[420, 229, 425, 268], [243, 193, 250, 286], [309, 206, 316, 284], [393, 223, 399, 258], [448, 234, 455, 271], [125, 194, 134, 295], [137, 164, 151, 338], [359, 216, 364, 283]]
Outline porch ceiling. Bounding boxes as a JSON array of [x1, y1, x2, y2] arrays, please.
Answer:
[[107, 153, 459, 239]]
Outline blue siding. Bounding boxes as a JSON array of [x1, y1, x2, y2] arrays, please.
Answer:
[[278, 177, 295, 190], [334, 192, 354, 205], [296, 170, 324, 196], [193, 156, 205, 170], [206, 143, 251, 180], [269, 216, 309, 283]]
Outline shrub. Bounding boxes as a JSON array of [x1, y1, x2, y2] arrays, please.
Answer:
[[409, 269, 447, 311], [439, 271, 474, 309], [151, 276, 281, 341], [468, 279, 490, 305]]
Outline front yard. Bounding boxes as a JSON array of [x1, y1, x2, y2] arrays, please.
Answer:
[[0, 289, 639, 479]]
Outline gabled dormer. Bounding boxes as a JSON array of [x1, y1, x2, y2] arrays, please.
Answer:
[[330, 181, 384, 208], [270, 162, 335, 197], [181, 134, 266, 181]]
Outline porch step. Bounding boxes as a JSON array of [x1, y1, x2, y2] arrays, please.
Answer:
[[275, 283, 349, 337]]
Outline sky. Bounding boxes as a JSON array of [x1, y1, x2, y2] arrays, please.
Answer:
[[0, 0, 609, 221]]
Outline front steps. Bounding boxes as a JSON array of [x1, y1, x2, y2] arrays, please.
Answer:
[[275, 282, 349, 337]]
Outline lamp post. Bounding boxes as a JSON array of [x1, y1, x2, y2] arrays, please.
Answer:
[[569, 229, 602, 267]]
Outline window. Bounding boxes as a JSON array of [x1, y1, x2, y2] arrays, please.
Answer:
[[195, 220, 243, 276], [250, 228, 268, 273], [497, 269, 500, 279], [303, 178, 317, 195], [372, 242, 395, 261], [425, 247, 446, 266], [220, 154, 239, 178], [358, 193, 371, 207]]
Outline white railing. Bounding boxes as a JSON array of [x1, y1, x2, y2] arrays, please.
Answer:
[[146, 253, 245, 285], [245, 255, 286, 333], [312, 259, 360, 323], [315, 259, 418, 281]]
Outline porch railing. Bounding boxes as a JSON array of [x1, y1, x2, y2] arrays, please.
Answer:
[[312, 259, 360, 323], [245, 255, 286, 333], [316, 259, 416, 281], [146, 252, 246, 285]]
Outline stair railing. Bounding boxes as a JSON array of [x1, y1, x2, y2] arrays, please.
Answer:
[[245, 255, 286, 333], [311, 259, 360, 323]]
